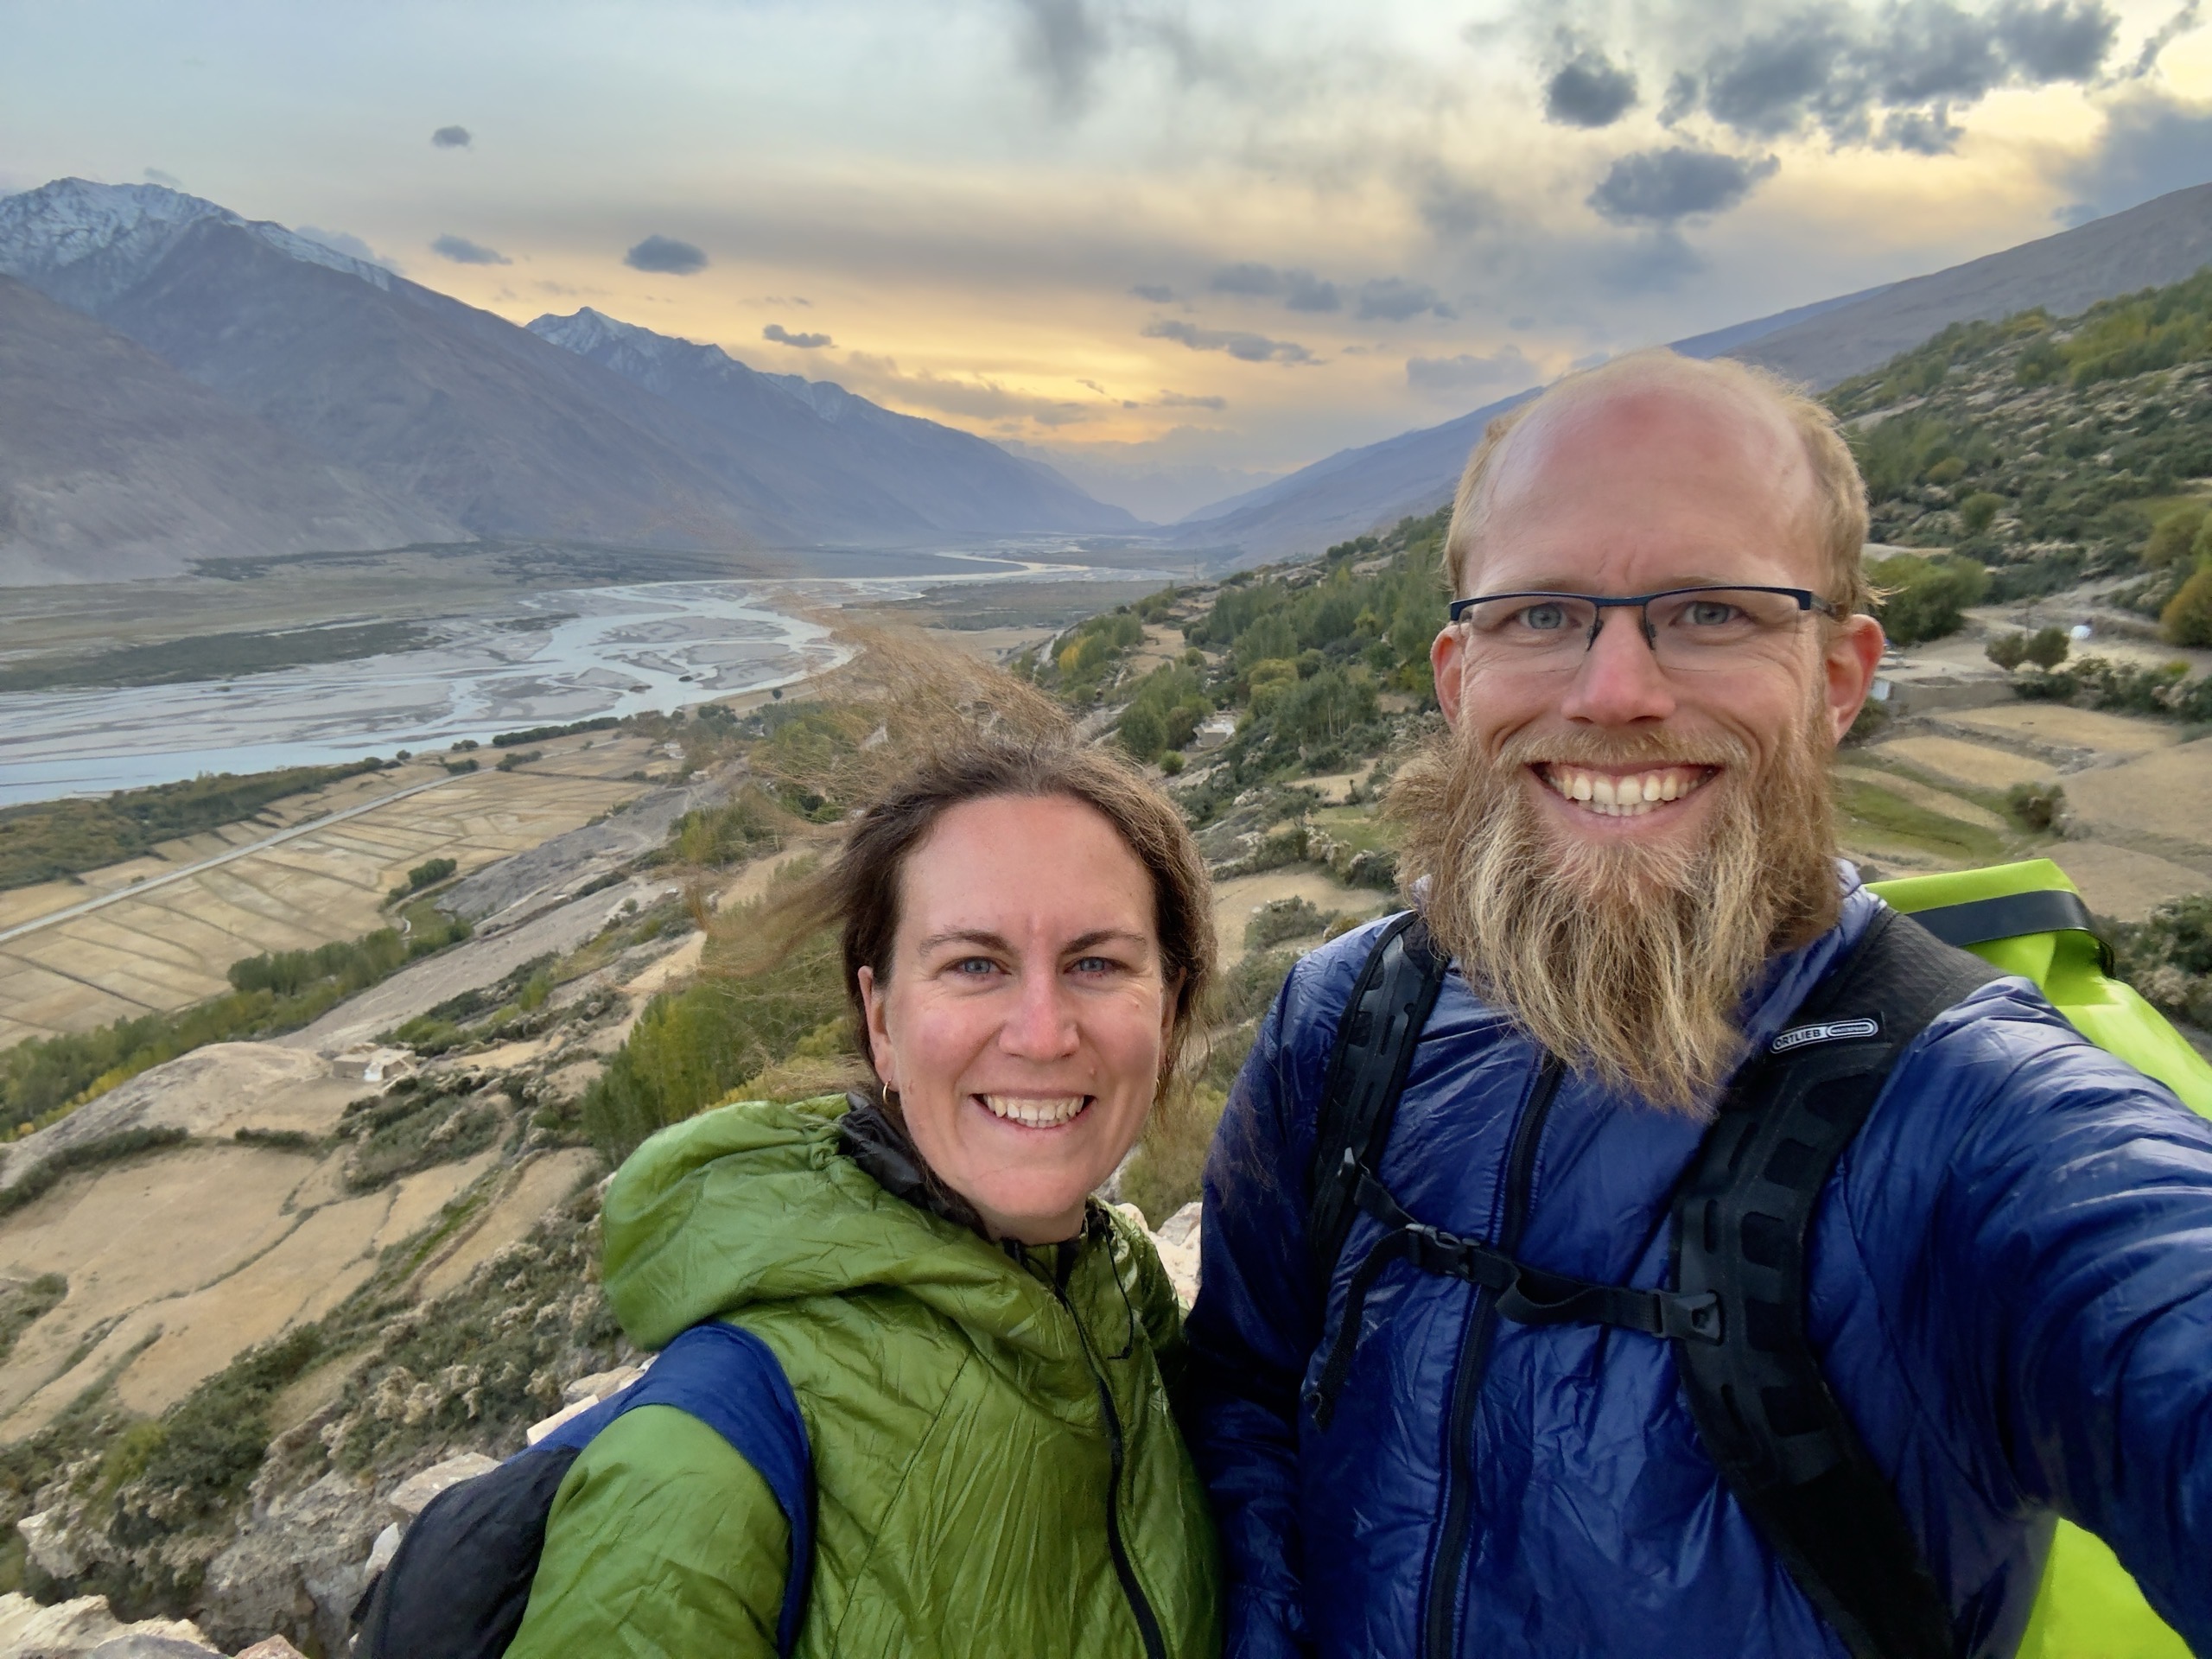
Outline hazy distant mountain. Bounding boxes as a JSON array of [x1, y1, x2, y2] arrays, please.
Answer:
[[1734, 184, 2212, 385], [0, 273, 460, 585], [1173, 180, 2212, 564], [0, 180, 1132, 571], [528, 308, 1139, 536]]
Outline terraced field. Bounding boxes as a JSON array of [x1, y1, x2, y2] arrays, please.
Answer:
[[1844, 704, 2211, 920], [0, 735, 668, 1048]]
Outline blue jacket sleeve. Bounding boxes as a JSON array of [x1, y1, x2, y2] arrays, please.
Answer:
[[1907, 996, 2212, 1649], [1185, 974, 1331, 1659]]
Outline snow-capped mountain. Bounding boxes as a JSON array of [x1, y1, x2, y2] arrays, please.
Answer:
[[0, 179, 393, 314], [0, 179, 1135, 579]]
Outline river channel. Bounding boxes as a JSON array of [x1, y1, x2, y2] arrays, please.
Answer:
[[0, 552, 1170, 805]]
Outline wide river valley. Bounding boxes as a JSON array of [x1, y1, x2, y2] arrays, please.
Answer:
[[0, 551, 1169, 805]]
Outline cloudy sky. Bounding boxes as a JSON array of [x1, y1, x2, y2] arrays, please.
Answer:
[[6, 0, 2212, 518]]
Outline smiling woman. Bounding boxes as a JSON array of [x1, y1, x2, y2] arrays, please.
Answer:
[[499, 734, 1223, 1659]]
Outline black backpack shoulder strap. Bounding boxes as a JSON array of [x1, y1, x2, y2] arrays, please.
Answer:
[[1672, 906, 1996, 1659], [1306, 911, 1450, 1282]]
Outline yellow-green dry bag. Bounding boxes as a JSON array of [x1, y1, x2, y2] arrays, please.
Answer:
[[1872, 859, 2207, 1659]]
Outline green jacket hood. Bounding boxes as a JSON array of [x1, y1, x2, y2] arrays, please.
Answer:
[[602, 1096, 1160, 1398]]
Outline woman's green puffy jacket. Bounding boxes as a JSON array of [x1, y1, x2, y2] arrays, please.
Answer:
[[506, 1095, 1223, 1659]]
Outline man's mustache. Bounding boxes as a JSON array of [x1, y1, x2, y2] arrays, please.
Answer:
[[1486, 728, 1751, 772]]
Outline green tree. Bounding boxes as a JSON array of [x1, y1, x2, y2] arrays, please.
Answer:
[[1118, 704, 1167, 762], [2023, 626, 2071, 670], [1986, 632, 2029, 670]]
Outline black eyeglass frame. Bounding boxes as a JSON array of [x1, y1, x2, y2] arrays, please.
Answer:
[[1445, 584, 1842, 652]]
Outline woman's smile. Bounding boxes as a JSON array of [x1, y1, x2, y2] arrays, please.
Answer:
[[976, 1092, 1092, 1129]]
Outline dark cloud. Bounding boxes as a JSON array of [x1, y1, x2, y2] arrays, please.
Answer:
[[1012, 0, 1107, 112], [1154, 390, 1228, 409], [1546, 48, 1639, 127], [2058, 90, 2212, 219], [1283, 270, 1343, 312], [1878, 107, 1964, 152], [1210, 261, 1283, 295], [1129, 283, 1175, 302], [1701, 15, 1850, 137], [1207, 261, 1452, 322], [430, 232, 510, 266], [1588, 147, 1778, 225], [1208, 263, 1343, 311], [1141, 318, 1314, 363], [764, 323, 835, 348], [431, 125, 473, 149], [142, 167, 183, 189], [625, 234, 709, 275], [1406, 346, 1541, 396], [1994, 0, 2120, 79], [1689, 1, 2118, 154], [1357, 277, 1454, 321]]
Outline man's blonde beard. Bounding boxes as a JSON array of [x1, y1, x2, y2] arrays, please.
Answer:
[[1389, 706, 1841, 1116]]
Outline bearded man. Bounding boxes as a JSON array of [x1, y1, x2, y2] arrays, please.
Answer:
[[1185, 350, 2212, 1658]]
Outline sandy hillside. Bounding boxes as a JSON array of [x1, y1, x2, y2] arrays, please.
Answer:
[[0, 1032, 607, 1440]]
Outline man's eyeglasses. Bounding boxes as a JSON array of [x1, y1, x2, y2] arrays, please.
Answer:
[[1445, 586, 1840, 675]]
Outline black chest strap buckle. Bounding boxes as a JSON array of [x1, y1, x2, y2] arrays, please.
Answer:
[[1303, 1157, 1721, 1427]]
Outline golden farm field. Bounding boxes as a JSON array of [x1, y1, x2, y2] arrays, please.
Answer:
[[0, 736, 664, 1048]]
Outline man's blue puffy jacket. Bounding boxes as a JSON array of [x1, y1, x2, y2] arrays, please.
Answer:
[[1185, 880, 2212, 1658]]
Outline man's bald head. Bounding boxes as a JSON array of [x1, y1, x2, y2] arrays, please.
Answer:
[[1442, 350, 1871, 614]]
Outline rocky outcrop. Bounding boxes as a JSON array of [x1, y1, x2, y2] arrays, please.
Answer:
[[197, 1472, 384, 1656], [1152, 1202, 1202, 1307], [0, 1593, 215, 1657]]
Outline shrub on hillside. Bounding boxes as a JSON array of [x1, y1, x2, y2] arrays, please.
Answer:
[[1243, 896, 1339, 952], [2143, 502, 2209, 569], [2162, 568, 2212, 647], [1993, 626, 2069, 670], [1871, 553, 1989, 645], [2113, 892, 2212, 1029], [2005, 780, 2065, 833], [581, 922, 845, 1164], [1959, 493, 2006, 534], [1216, 949, 1300, 1026], [665, 791, 782, 868], [1118, 1084, 1227, 1228]]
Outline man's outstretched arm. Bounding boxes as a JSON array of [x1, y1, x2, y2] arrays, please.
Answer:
[[1917, 1002, 2212, 1649], [1185, 992, 1326, 1659]]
